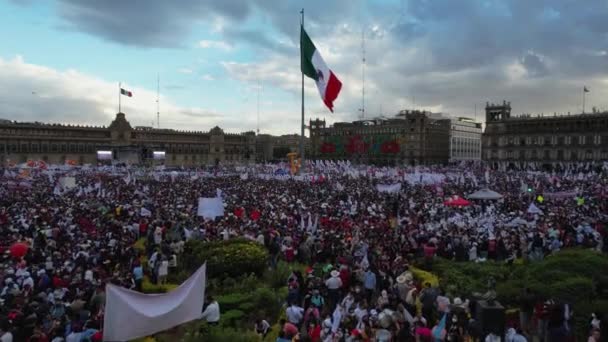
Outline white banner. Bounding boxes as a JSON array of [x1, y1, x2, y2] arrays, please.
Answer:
[[376, 183, 402, 193], [140, 207, 152, 217], [103, 264, 206, 341], [404, 173, 445, 185], [59, 176, 77, 189], [197, 197, 224, 219]]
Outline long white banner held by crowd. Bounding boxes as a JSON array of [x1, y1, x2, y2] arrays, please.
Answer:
[[103, 264, 206, 341]]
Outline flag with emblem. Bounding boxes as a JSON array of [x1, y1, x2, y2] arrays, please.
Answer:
[[300, 26, 342, 112], [120, 88, 133, 97]]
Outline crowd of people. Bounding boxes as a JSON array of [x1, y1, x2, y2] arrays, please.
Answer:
[[0, 162, 606, 341]]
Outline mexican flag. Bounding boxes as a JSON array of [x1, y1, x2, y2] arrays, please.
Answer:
[[120, 88, 133, 97], [300, 26, 342, 112]]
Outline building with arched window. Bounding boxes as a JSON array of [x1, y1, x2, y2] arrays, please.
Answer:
[[308, 110, 474, 165], [483, 101, 608, 164], [0, 112, 256, 166]]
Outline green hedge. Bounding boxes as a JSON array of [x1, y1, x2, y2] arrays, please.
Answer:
[[427, 249, 608, 340], [183, 325, 260, 342], [216, 286, 286, 321], [141, 276, 180, 294], [182, 238, 268, 279]]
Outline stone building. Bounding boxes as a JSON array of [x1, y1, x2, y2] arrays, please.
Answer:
[[482, 101, 608, 164], [0, 112, 256, 166], [309, 110, 457, 165], [255, 133, 310, 162]]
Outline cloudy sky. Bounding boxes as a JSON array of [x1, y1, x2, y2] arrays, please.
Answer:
[[1, 0, 607, 135]]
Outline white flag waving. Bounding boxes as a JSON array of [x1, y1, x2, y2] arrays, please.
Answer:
[[103, 264, 206, 341]]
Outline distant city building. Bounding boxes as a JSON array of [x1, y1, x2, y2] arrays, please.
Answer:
[[450, 117, 483, 161], [482, 101, 608, 163], [0, 112, 256, 166], [255, 133, 310, 162], [309, 110, 476, 165]]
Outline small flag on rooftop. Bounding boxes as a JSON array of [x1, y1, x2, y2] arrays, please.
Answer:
[[120, 88, 133, 97]]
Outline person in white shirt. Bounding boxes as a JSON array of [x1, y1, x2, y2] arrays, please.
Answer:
[[65, 327, 83, 342], [286, 303, 305, 326], [201, 296, 220, 325], [157, 258, 169, 285], [341, 292, 355, 313], [154, 226, 163, 245], [254, 319, 271, 338], [485, 332, 501, 342], [506, 327, 528, 342], [0, 331, 12, 342], [325, 271, 342, 290], [0, 319, 12, 342], [84, 269, 94, 283]]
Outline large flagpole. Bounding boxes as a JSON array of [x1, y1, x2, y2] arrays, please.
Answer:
[[118, 82, 122, 113], [582, 87, 586, 114], [299, 8, 305, 174]]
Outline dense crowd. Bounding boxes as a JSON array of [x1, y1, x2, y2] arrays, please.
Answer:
[[0, 163, 606, 341]]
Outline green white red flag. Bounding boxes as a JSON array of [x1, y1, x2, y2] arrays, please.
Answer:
[[300, 26, 342, 112], [120, 88, 133, 97]]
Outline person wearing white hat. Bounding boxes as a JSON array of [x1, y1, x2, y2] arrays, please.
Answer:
[[325, 270, 342, 310]]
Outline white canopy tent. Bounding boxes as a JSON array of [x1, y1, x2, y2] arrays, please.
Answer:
[[468, 188, 503, 200], [527, 203, 543, 215]]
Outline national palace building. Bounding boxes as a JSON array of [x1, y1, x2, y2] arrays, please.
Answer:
[[483, 101, 608, 164], [0, 112, 257, 166]]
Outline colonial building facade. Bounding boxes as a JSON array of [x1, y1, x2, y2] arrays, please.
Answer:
[[255, 133, 310, 162], [309, 110, 467, 165], [0, 112, 256, 166], [482, 101, 608, 163]]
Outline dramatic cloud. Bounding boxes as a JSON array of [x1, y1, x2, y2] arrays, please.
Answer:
[[56, 0, 253, 47], [221, 0, 608, 121], [11, 0, 608, 129], [0, 56, 242, 131]]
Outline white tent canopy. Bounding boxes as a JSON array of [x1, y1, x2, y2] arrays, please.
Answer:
[[527, 202, 543, 215], [468, 188, 503, 200]]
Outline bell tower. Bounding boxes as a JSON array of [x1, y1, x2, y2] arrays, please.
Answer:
[[485, 100, 511, 122]]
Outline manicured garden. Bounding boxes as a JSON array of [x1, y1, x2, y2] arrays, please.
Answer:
[[426, 249, 608, 339]]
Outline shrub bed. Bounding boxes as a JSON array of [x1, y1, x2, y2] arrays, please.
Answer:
[[424, 249, 608, 340], [182, 238, 268, 279]]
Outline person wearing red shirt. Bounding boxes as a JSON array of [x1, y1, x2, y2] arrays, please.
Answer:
[[488, 238, 497, 260], [52, 275, 65, 288], [281, 319, 298, 339], [139, 219, 148, 237], [308, 320, 321, 342], [423, 242, 437, 269]]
